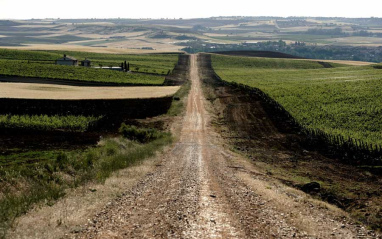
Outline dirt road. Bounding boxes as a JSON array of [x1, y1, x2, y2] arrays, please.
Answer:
[[70, 55, 376, 238]]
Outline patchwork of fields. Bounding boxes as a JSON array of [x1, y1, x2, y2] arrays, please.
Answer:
[[0, 49, 183, 131], [0, 49, 189, 236], [212, 54, 382, 147], [0, 49, 180, 85], [0, 49, 179, 74]]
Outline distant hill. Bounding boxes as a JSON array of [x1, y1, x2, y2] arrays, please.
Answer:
[[212, 50, 303, 59]]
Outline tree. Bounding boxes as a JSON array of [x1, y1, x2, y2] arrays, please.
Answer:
[[127, 62, 130, 71]]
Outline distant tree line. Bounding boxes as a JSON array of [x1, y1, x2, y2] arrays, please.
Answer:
[[182, 40, 382, 62]]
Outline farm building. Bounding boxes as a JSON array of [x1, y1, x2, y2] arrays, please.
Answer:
[[56, 54, 78, 66], [80, 59, 91, 67]]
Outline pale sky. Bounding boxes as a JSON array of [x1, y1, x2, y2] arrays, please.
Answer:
[[0, 0, 382, 19]]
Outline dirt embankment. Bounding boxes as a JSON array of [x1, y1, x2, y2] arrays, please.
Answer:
[[164, 54, 190, 86], [199, 53, 382, 233]]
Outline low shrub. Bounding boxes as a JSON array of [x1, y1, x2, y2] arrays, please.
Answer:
[[119, 124, 169, 143]]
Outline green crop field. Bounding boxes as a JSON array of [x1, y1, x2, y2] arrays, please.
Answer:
[[0, 49, 59, 61], [0, 49, 179, 75], [212, 54, 382, 147], [51, 51, 179, 75], [0, 59, 165, 85], [0, 114, 103, 132]]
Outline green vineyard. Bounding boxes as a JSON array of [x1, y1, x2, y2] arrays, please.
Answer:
[[212, 54, 382, 162]]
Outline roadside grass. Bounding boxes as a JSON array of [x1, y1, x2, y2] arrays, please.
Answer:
[[166, 80, 191, 116], [0, 150, 64, 167], [0, 130, 173, 238]]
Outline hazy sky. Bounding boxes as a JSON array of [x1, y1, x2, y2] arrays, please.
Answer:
[[1, 0, 382, 19]]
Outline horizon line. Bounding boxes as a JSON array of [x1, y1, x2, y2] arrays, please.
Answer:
[[1, 15, 382, 21]]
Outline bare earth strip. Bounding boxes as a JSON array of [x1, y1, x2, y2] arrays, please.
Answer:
[[57, 54, 373, 238], [0, 83, 180, 100]]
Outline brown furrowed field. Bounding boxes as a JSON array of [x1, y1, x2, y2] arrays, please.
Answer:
[[0, 83, 180, 100]]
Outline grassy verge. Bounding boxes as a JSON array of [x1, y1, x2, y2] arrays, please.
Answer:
[[166, 80, 191, 116], [0, 129, 172, 238]]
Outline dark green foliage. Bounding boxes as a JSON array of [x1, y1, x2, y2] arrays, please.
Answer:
[[119, 124, 169, 143], [0, 114, 102, 132]]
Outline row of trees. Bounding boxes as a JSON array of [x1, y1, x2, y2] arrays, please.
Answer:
[[182, 40, 382, 62], [121, 61, 130, 72]]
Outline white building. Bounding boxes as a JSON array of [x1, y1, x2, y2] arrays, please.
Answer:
[[56, 54, 78, 66]]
